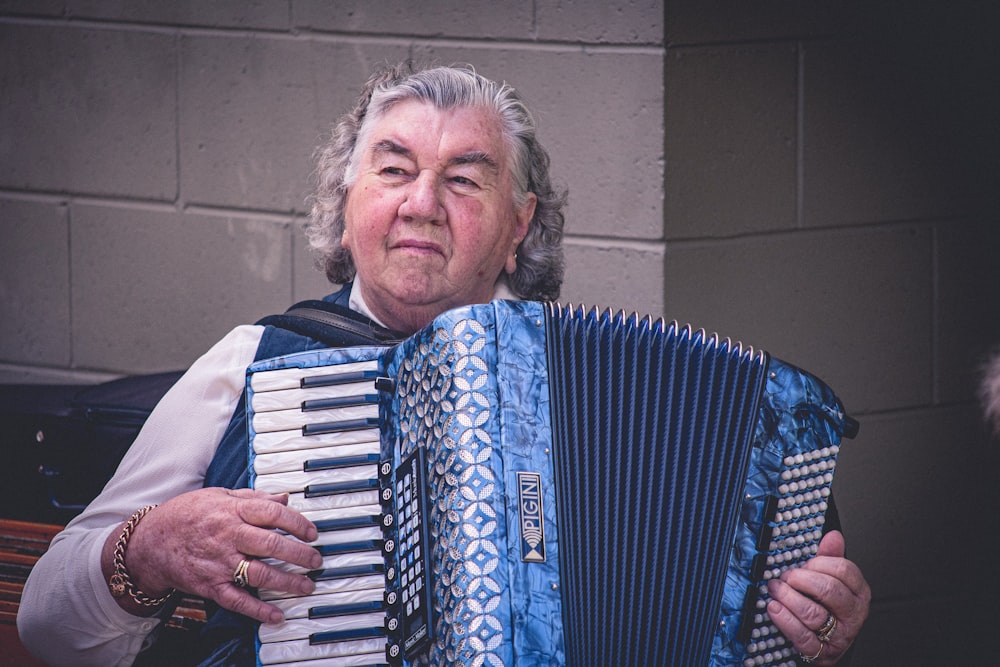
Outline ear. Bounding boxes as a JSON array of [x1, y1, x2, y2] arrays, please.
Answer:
[[341, 184, 357, 250], [505, 193, 536, 274], [341, 205, 354, 250]]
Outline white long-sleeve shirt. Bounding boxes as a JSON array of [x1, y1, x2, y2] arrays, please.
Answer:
[[17, 324, 265, 666]]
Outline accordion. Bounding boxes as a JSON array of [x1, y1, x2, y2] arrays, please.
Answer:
[[246, 300, 858, 667]]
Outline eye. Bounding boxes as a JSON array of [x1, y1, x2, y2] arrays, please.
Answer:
[[450, 175, 478, 187], [380, 166, 409, 177]]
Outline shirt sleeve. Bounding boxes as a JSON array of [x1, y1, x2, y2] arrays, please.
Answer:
[[17, 324, 264, 667]]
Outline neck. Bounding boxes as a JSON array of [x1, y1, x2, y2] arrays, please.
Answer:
[[349, 276, 512, 335]]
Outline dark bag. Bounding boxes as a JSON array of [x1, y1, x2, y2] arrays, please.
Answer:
[[0, 371, 184, 524], [0, 300, 401, 524]]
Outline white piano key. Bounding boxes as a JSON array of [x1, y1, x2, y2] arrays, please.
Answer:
[[264, 550, 384, 576], [259, 611, 386, 644], [309, 525, 383, 549], [257, 635, 386, 665], [302, 504, 383, 525], [250, 360, 380, 393], [270, 587, 385, 620], [260, 573, 385, 602], [253, 428, 381, 455], [253, 441, 381, 476], [268, 518, 382, 552], [286, 490, 380, 513], [264, 652, 389, 667], [253, 464, 377, 495], [263, 516, 383, 548], [252, 404, 379, 434], [251, 382, 377, 413]]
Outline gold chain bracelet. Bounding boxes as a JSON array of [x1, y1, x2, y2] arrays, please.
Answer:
[[108, 504, 175, 607]]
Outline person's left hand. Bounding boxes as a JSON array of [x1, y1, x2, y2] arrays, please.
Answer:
[[765, 530, 870, 665]]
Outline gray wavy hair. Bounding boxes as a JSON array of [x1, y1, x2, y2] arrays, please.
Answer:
[[980, 347, 1000, 437], [305, 61, 566, 301]]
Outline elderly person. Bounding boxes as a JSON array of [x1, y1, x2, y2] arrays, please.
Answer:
[[18, 62, 868, 666]]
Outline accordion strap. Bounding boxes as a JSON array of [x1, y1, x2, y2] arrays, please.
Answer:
[[256, 299, 404, 347]]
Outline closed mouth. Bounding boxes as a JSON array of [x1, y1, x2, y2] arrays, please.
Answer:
[[392, 239, 442, 255]]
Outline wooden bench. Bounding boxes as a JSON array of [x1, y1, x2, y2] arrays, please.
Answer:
[[1, 519, 207, 665]]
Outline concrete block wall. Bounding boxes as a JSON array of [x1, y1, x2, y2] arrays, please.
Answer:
[[663, 4, 1000, 667], [1, 2, 998, 665]]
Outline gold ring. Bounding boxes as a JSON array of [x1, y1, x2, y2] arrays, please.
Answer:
[[233, 558, 252, 588], [817, 613, 838, 642], [800, 641, 824, 663]]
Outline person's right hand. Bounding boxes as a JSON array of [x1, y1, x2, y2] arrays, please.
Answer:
[[105, 487, 321, 623]]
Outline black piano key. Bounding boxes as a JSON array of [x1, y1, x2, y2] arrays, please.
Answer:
[[302, 394, 379, 411], [308, 562, 386, 582], [301, 369, 379, 389], [316, 539, 383, 556], [304, 453, 380, 472], [308, 598, 385, 619], [303, 417, 380, 436], [309, 625, 386, 646], [305, 478, 380, 497], [750, 552, 768, 582], [737, 584, 759, 643], [314, 514, 380, 532], [756, 495, 780, 552]]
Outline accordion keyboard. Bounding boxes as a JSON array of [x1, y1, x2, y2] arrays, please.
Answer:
[[739, 445, 840, 667], [248, 360, 391, 666]]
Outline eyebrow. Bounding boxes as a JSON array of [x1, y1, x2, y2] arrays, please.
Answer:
[[450, 150, 499, 173], [371, 139, 413, 161], [371, 139, 500, 173]]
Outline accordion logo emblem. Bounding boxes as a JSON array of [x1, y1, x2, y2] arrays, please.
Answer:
[[517, 471, 546, 563]]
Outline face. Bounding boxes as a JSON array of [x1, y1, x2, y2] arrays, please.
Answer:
[[342, 99, 536, 334]]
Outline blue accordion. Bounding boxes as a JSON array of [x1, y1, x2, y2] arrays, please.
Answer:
[[246, 300, 857, 667]]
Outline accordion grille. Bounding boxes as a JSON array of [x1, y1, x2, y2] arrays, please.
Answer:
[[544, 305, 768, 666]]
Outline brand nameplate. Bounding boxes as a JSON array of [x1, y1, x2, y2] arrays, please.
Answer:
[[517, 471, 546, 563]]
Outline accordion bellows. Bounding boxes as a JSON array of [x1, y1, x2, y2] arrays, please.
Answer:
[[247, 300, 857, 667]]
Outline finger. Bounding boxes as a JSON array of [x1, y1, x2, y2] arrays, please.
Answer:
[[815, 530, 845, 558], [767, 577, 831, 630], [234, 495, 318, 543], [244, 558, 317, 599], [766, 596, 810, 640], [214, 581, 287, 625], [234, 527, 323, 570], [789, 555, 868, 602], [778, 565, 864, 626], [224, 487, 290, 504], [767, 598, 838, 665]]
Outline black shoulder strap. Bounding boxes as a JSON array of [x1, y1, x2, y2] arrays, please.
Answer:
[[256, 299, 404, 347]]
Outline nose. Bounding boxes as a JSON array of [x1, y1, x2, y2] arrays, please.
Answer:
[[398, 169, 444, 224]]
